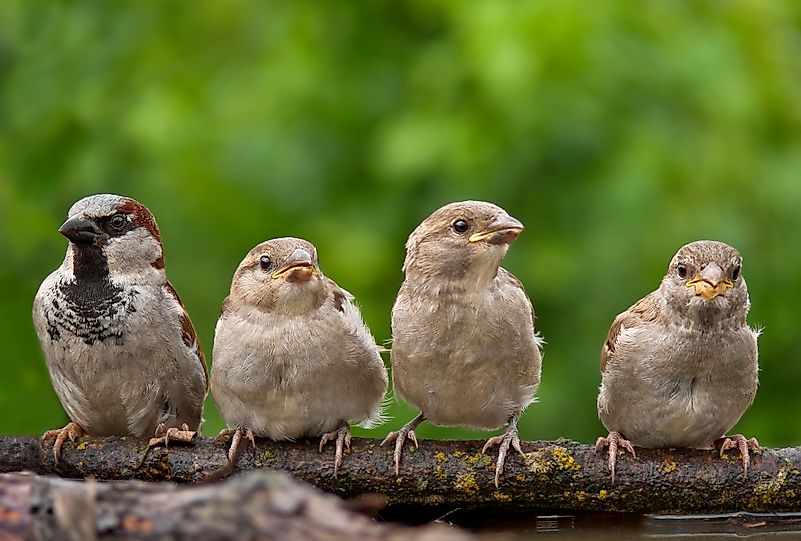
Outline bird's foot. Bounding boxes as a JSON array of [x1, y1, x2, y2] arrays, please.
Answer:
[[482, 423, 525, 488], [319, 423, 352, 476], [213, 427, 238, 444], [380, 414, 425, 476], [42, 422, 85, 463], [595, 431, 636, 484], [137, 423, 197, 468], [219, 426, 257, 464], [206, 426, 257, 481], [716, 434, 761, 475]]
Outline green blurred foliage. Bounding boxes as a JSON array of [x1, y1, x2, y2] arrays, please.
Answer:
[[1, 1, 801, 446]]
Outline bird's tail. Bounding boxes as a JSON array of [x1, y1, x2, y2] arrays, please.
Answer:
[[358, 392, 392, 429]]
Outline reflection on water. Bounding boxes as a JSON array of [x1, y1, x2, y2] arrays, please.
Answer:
[[447, 510, 801, 540], [646, 513, 801, 538]]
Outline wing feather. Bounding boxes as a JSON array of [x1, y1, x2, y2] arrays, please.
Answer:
[[600, 292, 660, 372]]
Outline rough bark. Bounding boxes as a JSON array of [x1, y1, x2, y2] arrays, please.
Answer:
[[1, 436, 799, 514], [0, 470, 474, 541]]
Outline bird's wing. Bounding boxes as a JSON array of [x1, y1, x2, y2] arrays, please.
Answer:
[[165, 281, 208, 392], [497, 267, 536, 325], [219, 295, 232, 318], [323, 277, 389, 427], [600, 292, 660, 372], [324, 278, 378, 350], [496, 266, 543, 396], [329, 281, 350, 314]]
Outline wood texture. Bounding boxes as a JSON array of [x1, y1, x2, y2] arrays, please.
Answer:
[[0, 470, 473, 540], [1, 435, 799, 514]]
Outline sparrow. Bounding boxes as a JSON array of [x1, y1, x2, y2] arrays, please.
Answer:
[[33, 194, 208, 461], [596, 240, 760, 482], [383, 201, 543, 487], [211, 237, 388, 475]]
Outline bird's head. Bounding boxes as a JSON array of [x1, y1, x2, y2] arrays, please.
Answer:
[[403, 201, 523, 289], [660, 240, 749, 325], [60, 194, 165, 284], [229, 237, 327, 314]]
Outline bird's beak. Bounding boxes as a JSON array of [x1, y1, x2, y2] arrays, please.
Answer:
[[468, 213, 524, 245], [686, 261, 733, 300], [59, 216, 100, 245], [272, 249, 316, 283]]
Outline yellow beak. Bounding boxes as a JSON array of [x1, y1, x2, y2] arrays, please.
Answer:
[[686, 261, 733, 300]]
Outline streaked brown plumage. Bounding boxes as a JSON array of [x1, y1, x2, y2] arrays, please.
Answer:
[[33, 194, 207, 462]]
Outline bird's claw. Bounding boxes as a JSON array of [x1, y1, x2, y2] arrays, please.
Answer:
[[213, 428, 237, 444], [319, 424, 352, 475], [482, 425, 524, 488], [203, 427, 257, 481], [224, 426, 256, 464], [150, 423, 195, 448], [595, 431, 636, 484], [716, 434, 761, 475], [222, 426, 255, 463], [381, 428, 418, 476], [137, 423, 196, 468], [42, 422, 85, 463]]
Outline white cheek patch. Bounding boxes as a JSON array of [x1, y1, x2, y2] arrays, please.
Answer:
[[104, 228, 163, 281]]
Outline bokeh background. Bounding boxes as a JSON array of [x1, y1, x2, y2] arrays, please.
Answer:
[[1, 1, 800, 447]]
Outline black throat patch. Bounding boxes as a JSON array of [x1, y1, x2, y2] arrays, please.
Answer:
[[45, 244, 137, 345], [71, 242, 110, 281]]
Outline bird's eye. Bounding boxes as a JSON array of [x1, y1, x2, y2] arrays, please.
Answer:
[[677, 263, 688, 279], [109, 214, 126, 231], [452, 219, 469, 234], [732, 264, 741, 280], [259, 255, 272, 270]]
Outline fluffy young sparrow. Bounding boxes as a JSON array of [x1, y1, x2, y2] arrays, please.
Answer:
[[211, 237, 388, 474], [33, 194, 208, 461], [597, 240, 760, 482], [384, 201, 542, 487]]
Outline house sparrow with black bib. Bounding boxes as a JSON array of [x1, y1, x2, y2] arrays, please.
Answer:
[[211, 237, 388, 475], [597, 240, 760, 482], [33, 194, 208, 461], [383, 201, 542, 487]]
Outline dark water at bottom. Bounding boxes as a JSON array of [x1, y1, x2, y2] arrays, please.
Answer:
[[455, 511, 801, 539]]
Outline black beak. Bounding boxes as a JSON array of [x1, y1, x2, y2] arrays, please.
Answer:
[[59, 216, 99, 245]]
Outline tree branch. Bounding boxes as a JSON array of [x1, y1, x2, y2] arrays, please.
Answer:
[[1, 436, 799, 514], [0, 470, 474, 540]]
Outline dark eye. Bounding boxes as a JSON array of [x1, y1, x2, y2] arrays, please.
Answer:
[[677, 263, 688, 279], [109, 214, 126, 231], [452, 219, 469, 234], [259, 255, 272, 270], [732, 264, 741, 280]]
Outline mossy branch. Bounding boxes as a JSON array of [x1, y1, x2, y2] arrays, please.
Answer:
[[1, 435, 800, 514]]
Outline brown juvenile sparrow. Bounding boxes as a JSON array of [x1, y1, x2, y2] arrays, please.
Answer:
[[211, 237, 388, 474], [33, 194, 208, 461], [383, 201, 543, 487], [596, 240, 760, 482]]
